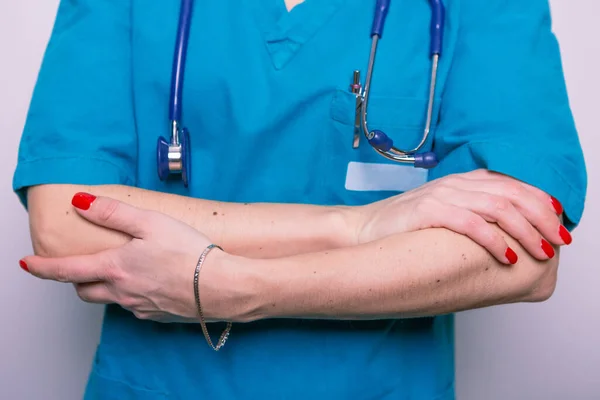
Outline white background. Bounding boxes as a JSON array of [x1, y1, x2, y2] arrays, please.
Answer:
[[0, 1, 598, 399]]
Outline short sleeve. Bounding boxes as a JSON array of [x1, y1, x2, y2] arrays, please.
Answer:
[[429, 0, 587, 230], [13, 0, 137, 208]]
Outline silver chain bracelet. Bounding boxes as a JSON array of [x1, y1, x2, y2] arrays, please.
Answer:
[[193, 243, 232, 351]]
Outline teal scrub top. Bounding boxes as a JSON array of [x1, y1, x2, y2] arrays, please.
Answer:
[[13, 0, 587, 399]]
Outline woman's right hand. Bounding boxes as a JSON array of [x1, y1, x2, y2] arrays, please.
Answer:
[[355, 169, 571, 265]]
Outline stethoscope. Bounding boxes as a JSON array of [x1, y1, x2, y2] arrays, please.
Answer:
[[157, 0, 445, 186], [351, 0, 444, 169], [157, 0, 193, 187]]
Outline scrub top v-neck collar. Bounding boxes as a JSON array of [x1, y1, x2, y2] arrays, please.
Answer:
[[247, 0, 347, 70]]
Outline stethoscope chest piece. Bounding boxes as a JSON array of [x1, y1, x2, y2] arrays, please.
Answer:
[[157, 123, 191, 188]]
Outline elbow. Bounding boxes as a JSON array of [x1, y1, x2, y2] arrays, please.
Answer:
[[26, 184, 132, 258], [522, 254, 560, 303], [527, 271, 558, 303], [27, 186, 74, 258], [29, 213, 65, 258]]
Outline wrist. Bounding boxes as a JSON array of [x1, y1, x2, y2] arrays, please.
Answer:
[[332, 205, 363, 247], [200, 251, 268, 323]]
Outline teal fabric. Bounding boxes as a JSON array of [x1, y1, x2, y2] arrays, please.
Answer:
[[428, 1, 587, 230], [13, 0, 586, 399]]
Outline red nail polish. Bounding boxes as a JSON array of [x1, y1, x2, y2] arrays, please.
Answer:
[[72, 192, 96, 210], [550, 196, 563, 215], [19, 259, 29, 272], [541, 239, 555, 259], [559, 225, 572, 245], [505, 248, 518, 265]]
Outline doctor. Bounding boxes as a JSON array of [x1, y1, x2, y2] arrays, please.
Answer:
[[14, 0, 586, 399]]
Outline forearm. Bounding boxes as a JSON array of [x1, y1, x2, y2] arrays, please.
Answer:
[[219, 226, 558, 322], [27, 184, 352, 258]]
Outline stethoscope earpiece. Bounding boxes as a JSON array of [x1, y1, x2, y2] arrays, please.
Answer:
[[413, 151, 438, 169], [368, 130, 394, 152]]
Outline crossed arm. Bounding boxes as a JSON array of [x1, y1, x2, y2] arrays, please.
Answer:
[[25, 177, 560, 322], [224, 228, 557, 322], [28, 184, 351, 259], [18, 0, 575, 321]]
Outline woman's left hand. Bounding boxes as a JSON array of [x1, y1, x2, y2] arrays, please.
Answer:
[[20, 192, 228, 323]]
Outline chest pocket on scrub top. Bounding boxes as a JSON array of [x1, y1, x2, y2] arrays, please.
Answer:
[[329, 89, 442, 197]]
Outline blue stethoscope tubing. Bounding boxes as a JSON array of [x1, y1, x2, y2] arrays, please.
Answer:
[[359, 0, 444, 169], [156, 0, 446, 185]]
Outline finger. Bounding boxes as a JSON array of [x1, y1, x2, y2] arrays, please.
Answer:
[[451, 178, 566, 246], [420, 203, 516, 265], [459, 170, 563, 216], [518, 181, 564, 216], [446, 190, 554, 261], [71, 192, 150, 238], [75, 282, 114, 304], [20, 252, 114, 283]]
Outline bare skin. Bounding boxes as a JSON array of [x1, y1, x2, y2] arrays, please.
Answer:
[[21, 171, 565, 323]]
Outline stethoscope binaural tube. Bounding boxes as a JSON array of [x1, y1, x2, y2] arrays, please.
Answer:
[[359, 0, 445, 169], [157, 0, 194, 187]]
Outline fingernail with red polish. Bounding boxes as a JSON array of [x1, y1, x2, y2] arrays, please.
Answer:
[[19, 259, 29, 272], [550, 196, 563, 215], [541, 239, 555, 259], [72, 192, 96, 210], [559, 225, 572, 245], [505, 248, 518, 265]]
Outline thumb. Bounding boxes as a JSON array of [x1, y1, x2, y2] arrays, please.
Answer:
[[20, 252, 111, 283], [71, 192, 149, 238]]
